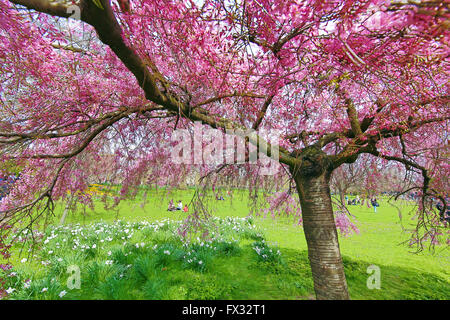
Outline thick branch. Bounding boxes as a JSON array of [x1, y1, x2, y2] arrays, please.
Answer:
[[345, 98, 363, 137], [7, 0, 297, 166], [193, 92, 266, 109], [252, 94, 274, 130], [10, 0, 74, 17]]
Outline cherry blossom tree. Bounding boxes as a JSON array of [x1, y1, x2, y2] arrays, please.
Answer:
[[0, 0, 449, 299]]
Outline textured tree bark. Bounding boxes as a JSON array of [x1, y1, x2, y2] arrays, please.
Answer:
[[339, 187, 346, 207], [290, 147, 349, 300], [59, 195, 73, 226], [59, 204, 69, 226], [294, 172, 350, 299]]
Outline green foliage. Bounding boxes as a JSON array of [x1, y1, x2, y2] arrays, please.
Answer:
[[96, 276, 133, 300], [132, 255, 154, 283], [252, 240, 282, 263], [214, 241, 241, 257], [2, 191, 449, 300], [110, 247, 131, 266], [186, 275, 233, 300], [142, 275, 167, 299]]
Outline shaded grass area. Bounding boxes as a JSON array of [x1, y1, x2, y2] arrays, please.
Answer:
[[2, 188, 449, 299]]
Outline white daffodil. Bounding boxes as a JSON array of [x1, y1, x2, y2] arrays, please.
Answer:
[[6, 287, 15, 294]]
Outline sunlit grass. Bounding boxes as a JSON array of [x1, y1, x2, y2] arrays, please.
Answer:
[[2, 188, 449, 300]]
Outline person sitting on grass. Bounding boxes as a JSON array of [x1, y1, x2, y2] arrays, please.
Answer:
[[176, 200, 183, 210], [167, 199, 176, 211], [183, 204, 188, 213]]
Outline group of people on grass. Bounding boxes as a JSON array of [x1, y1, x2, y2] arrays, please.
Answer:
[[346, 195, 362, 206], [167, 200, 188, 212], [167, 192, 228, 212], [345, 193, 450, 219], [345, 195, 380, 213]]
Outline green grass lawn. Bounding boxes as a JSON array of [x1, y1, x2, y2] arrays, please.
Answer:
[[1, 188, 449, 300]]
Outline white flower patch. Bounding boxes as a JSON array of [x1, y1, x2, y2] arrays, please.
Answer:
[[23, 280, 31, 289], [6, 287, 15, 294]]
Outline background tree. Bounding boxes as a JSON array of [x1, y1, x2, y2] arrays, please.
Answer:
[[331, 157, 370, 206], [0, 0, 449, 299]]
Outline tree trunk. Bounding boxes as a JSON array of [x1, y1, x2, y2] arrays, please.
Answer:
[[59, 196, 73, 226], [140, 190, 148, 209], [290, 148, 349, 300], [338, 187, 345, 207]]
